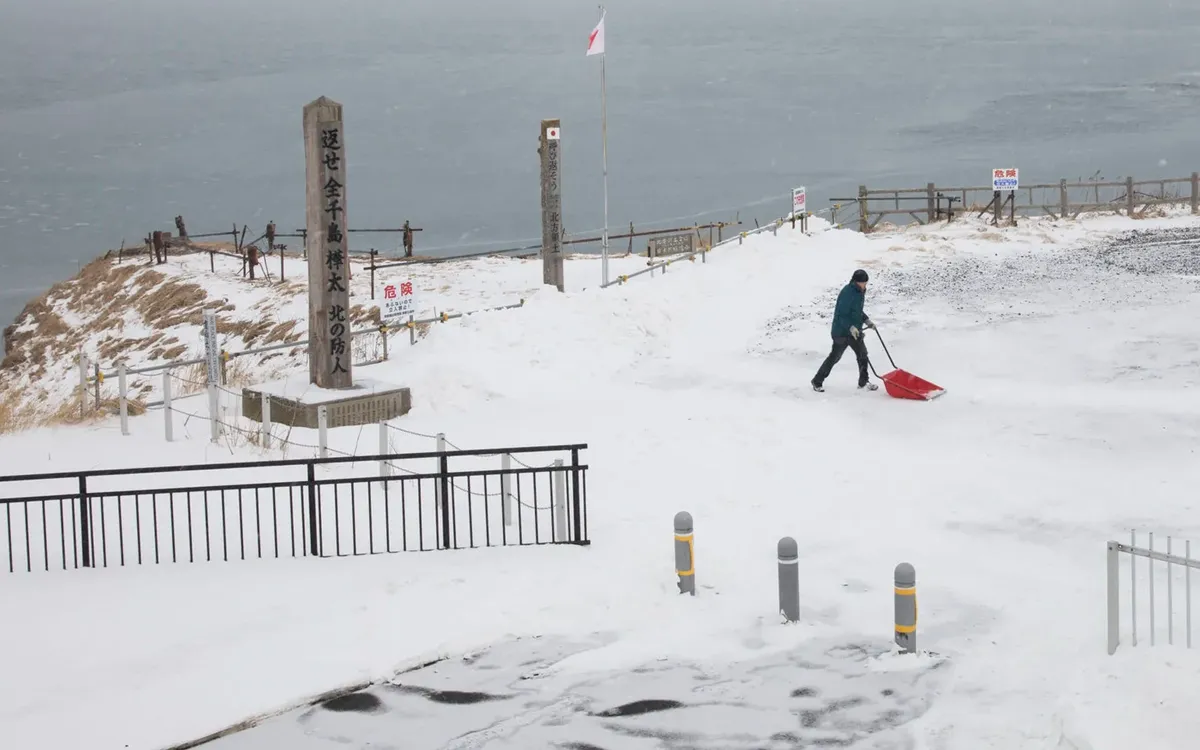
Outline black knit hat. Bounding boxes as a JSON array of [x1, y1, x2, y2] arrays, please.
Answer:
[[851, 269, 869, 283]]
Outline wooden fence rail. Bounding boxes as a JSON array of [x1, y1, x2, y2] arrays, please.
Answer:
[[847, 173, 1200, 232]]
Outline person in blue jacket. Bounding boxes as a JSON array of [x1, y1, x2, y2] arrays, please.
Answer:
[[811, 269, 878, 392]]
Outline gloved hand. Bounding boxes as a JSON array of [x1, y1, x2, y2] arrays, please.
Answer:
[[864, 318, 876, 330], [850, 326, 860, 340]]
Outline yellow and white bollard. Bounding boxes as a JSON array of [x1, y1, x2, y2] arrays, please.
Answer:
[[894, 562, 917, 653], [674, 511, 695, 596]]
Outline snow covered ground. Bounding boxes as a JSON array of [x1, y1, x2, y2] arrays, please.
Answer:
[[3, 209, 1200, 749]]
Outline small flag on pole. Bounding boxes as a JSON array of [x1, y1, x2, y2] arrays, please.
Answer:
[[587, 13, 605, 56], [547, 126, 560, 140]]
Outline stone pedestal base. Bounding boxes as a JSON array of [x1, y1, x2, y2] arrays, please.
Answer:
[[241, 377, 411, 429]]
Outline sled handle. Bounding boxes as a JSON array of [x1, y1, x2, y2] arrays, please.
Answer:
[[873, 327, 899, 371]]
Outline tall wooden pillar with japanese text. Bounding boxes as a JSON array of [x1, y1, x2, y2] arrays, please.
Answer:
[[303, 96, 353, 388], [539, 119, 565, 292]]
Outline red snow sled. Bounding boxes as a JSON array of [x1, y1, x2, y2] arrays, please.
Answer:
[[867, 328, 946, 401]]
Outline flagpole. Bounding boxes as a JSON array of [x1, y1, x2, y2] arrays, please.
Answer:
[[599, 5, 610, 286]]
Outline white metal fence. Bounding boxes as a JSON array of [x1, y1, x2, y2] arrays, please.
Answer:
[[1106, 531, 1197, 654]]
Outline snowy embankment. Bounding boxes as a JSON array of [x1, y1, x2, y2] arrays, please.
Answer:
[[0, 244, 656, 432], [2, 209, 1200, 749]]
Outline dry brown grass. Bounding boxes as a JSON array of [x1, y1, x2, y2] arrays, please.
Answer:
[[0, 389, 35, 434], [3, 256, 212, 381], [1134, 204, 1171, 220], [223, 357, 257, 389], [75, 259, 139, 311], [175, 362, 212, 396], [3, 298, 57, 370], [134, 279, 210, 329], [264, 320, 302, 344], [0, 380, 131, 435]]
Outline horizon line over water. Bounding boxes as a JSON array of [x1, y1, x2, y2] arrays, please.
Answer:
[[2, 0, 1199, 324]]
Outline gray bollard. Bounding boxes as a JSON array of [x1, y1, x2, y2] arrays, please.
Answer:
[[894, 562, 917, 653], [778, 536, 799, 622], [674, 511, 695, 596]]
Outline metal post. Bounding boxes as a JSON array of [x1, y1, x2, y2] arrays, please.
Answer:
[[1191, 172, 1198, 215], [1060, 178, 1069, 219], [118, 363, 129, 435], [1126, 176, 1135, 217], [501, 453, 513, 527], [894, 562, 917, 654], [261, 392, 272, 449], [78, 352, 88, 419], [1187, 540, 1193, 649], [553, 458, 567, 542], [674, 511, 695, 596], [1107, 541, 1120, 655], [93, 363, 101, 411], [409, 315, 416, 346], [1149, 531, 1156, 646], [163, 370, 173, 442], [369, 249, 377, 300], [78, 475, 92, 568], [778, 536, 799, 623], [207, 384, 220, 443], [381, 326, 389, 361], [570, 446, 583, 543], [306, 462, 320, 556], [435, 431, 446, 493], [438, 439, 451, 550], [378, 421, 390, 478], [1168, 536, 1175, 646], [434, 433, 447, 537], [1131, 529, 1138, 646], [317, 405, 328, 458]]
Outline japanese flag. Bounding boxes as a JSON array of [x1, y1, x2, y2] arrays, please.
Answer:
[[587, 14, 605, 56], [547, 126, 560, 140]]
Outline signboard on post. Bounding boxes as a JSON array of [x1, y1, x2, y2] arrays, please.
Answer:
[[992, 168, 1019, 191], [648, 232, 695, 258], [792, 186, 807, 216], [202, 310, 219, 385], [380, 280, 418, 323], [791, 186, 808, 230]]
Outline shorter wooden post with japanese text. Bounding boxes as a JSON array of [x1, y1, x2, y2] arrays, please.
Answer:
[[539, 119, 565, 292]]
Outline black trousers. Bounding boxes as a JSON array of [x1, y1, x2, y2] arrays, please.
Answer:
[[813, 335, 869, 387]]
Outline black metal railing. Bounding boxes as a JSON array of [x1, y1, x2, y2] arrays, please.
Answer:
[[0, 444, 589, 573]]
